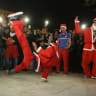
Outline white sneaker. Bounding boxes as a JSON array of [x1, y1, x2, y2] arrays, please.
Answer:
[[41, 78, 48, 82], [91, 76, 96, 79]]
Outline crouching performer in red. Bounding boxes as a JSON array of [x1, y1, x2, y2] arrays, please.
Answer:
[[8, 12, 59, 82]]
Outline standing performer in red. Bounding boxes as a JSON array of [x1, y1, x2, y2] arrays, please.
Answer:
[[8, 12, 59, 82], [75, 16, 96, 79], [56, 24, 71, 74]]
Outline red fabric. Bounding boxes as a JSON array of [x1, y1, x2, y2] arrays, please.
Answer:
[[13, 21, 59, 79], [75, 22, 96, 77], [38, 45, 59, 79], [5, 37, 19, 58], [15, 61, 25, 72], [12, 21, 35, 70], [75, 22, 96, 49], [60, 24, 67, 28], [81, 50, 96, 77], [5, 45, 19, 58], [39, 45, 58, 67], [56, 49, 69, 73], [6, 38, 13, 45], [42, 67, 52, 79]]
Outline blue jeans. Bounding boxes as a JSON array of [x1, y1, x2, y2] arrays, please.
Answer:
[[5, 58, 18, 70]]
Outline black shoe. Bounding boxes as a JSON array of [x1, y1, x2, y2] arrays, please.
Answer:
[[64, 72, 69, 75], [56, 71, 60, 73]]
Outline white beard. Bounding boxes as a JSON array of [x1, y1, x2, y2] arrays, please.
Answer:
[[92, 24, 96, 31], [10, 32, 16, 37]]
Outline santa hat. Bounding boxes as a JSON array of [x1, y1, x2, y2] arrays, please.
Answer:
[[60, 24, 67, 30]]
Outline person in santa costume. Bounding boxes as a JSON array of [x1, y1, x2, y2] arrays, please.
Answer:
[[5, 33, 19, 72], [56, 24, 71, 74], [8, 12, 59, 82], [75, 16, 96, 79]]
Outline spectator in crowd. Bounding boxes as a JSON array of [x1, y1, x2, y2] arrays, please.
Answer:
[[36, 29, 42, 47], [0, 25, 6, 69], [40, 28, 53, 45], [3, 27, 19, 73], [69, 30, 83, 73], [40, 28, 50, 43], [52, 29, 58, 43], [23, 26, 28, 34], [25, 29, 37, 52]]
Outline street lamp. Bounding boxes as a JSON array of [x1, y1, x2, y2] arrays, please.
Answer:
[[81, 24, 87, 29]]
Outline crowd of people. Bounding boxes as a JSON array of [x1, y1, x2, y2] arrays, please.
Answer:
[[0, 23, 84, 72], [1, 13, 96, 82]]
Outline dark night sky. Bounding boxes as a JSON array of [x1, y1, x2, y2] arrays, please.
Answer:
[[0, 0, 96, 30]]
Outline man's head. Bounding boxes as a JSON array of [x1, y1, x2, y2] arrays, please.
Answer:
[[92, 18, 96, 31], [42, 28, 47, 34], [4, 27, 10, 34], [60, 24, 67, 33], [36, 29, 41, 35], [23, 26, 28, 33]]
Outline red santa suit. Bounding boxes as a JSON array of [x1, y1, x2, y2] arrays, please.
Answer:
[[36, 43, 59, 80], [12, 21, 59, 80], [56, 24, 71, 73], [5, 37, 19, 58], [75, 21, 96, 77]]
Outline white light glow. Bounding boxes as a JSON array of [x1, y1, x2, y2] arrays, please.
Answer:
[[24, 17, 29, 23], [45, 20, 49, 26], [0, 17, 3, 23], [81, 24, 87, 29]]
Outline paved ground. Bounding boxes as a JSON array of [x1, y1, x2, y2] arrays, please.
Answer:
[[0, 71, 96, 96]]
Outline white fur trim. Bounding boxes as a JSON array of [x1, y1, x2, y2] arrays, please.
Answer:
[[83, 48, 96, 51], [61, 26, 67, 30], [83, 28, 96, 51], [47, 46, 51, 48], [41, 78, 47, 80], [33, 52, 40, 72], [56, 51, 59, 58], [50, 43, 56, 47], [50, 43, 59, 58], [75, 21, 80, 22], [10, 32, 16, 37], [36, 46, 42, 53], [91, 28, 95, 50], [8, 12, 24, 17]]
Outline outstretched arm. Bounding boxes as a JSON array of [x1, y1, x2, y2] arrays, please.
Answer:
[[75, 16, 85, 34]]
